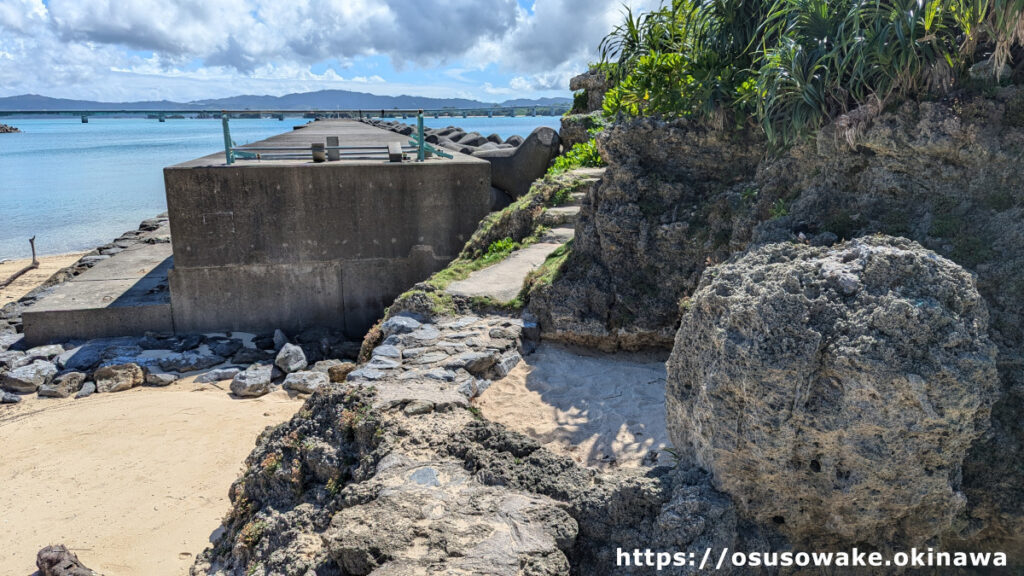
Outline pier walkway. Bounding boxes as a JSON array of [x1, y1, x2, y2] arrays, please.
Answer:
[[20, 119, 491, 344]]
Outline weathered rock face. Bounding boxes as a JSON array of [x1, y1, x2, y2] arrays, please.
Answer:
[[94, 363, 144, 393], [569, 69, 609, 113], [559, 111, 604, 149], [230, 364, 273, 398], [667, 237, 1000, 549], [527, 94, 1024, 557], [282, 370, 327, 393], [1, 360, 58, 393], [323, 457, 577, 575], [193, 313, 781, 576], [528, 118, 766, 351], [38, 371, 86, 398], [274, 343, 307, 374]]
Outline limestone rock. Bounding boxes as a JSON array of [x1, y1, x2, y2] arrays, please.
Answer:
[[1, 360, 58, 393], [145, 372, 178, 387], [158, 351, 224, 373], [666, 237, 1000, 549], [283, 370, 329, 394], [569, 68, 609, 113], [0, 349, 27, 370], [2, 391, 21, 404], [231, 364, 273, 397], [38, 371, 86, 398], [559, 111, 603, 149], [25, 344, 65, 360], [94, 363, 144, 393], [381, 314, 421, 336], [323, 460, 576, 575], [75, 381, 96, 399], [195, 368, 241, 383], [327, 362, 356, 382], [275, 343, 307, 373]]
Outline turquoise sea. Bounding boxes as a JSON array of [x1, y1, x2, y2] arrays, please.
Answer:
[[0, 116, 560, 260]]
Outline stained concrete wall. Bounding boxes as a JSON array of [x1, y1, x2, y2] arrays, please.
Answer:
[[164, 143, 490, 338]]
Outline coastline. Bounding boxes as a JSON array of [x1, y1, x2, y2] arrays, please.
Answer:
[[0, 253, 89, 308]]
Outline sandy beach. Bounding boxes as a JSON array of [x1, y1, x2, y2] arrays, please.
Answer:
[[0, 253, 87, 308], [475, 343, 670, 469], [0, 379, 303, 575]]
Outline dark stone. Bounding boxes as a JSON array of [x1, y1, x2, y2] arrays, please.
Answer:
[[232, 347, 268, 364], [36, 544, 99, 576], [171, 334, 204, 352], [208, 337, 243, 358], [75, 381, 96, 399]]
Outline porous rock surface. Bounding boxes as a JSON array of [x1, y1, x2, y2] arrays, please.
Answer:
[[667, 236, 1000, 549], [192, 313, 775, 576], [527, 93, 1024, 558]]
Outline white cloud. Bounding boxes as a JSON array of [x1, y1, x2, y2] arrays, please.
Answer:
[[0, 0, 662, 101]]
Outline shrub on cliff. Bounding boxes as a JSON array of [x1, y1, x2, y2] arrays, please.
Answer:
[[600, 0, 1024, 144]]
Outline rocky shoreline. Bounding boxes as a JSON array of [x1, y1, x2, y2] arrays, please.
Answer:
[[6, 89, 1023, 573], [0, 122, 19, 133]]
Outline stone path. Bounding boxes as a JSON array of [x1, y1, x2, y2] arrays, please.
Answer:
[[445, 168, 603, 304]]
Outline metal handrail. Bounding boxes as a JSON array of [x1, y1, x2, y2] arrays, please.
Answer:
[[221, 110, 452, 165]]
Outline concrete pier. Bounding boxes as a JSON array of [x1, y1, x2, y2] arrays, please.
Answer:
[[22, 223, 173, 344], [163, 120, 491, 338]]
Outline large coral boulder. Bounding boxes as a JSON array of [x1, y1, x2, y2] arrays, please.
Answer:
[[666, 236, 999, 549]]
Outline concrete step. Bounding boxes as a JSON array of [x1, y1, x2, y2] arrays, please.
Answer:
[[569, 167, 606, 178], [541, 227, 575, 244], [539, 206, 580, 228], [21, 224, 175, 345], [447, 234, 573, 304]]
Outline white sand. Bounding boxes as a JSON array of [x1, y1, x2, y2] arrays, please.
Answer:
[[0, 380, 302, 575], [0, 253, 87, 307], [474, 343, 670, 469]]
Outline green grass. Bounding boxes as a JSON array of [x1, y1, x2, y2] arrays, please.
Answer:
[[518, 241, 573, 302]]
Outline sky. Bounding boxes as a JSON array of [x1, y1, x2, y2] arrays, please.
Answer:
[[0, 0, 660, 103]]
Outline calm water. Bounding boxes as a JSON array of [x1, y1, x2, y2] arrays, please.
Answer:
[[0, 116, 559, 259]]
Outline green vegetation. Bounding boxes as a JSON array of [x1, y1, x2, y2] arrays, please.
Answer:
[[548, 139, 606, 174], [519, 241, 573, 301], [600, 0, 1024, 145]]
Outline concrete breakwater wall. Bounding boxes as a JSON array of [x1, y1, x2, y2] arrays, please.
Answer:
[[13, 120, 493, 344], [363, 118, 561, 201]]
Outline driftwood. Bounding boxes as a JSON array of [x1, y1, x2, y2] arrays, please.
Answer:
[[0, 236, 40, 290]]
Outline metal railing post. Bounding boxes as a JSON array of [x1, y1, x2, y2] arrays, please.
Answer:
[[221, 114, 234, 165], [417, 111, 425, 162]]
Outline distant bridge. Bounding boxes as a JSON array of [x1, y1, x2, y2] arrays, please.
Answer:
[[0, 106, 570, 120]]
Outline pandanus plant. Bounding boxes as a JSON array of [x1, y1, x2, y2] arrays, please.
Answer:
[[599, 0, 1024, 145]]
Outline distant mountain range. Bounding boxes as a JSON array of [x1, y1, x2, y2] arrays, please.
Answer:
[[0, 90, 571, 111]]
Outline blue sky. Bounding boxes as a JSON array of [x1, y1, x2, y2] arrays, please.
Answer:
[[0, 0, 659, 103]]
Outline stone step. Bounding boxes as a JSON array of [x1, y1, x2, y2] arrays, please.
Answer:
[[447, 235, 573, 304], [539, 205, 580, 228], [569, 167, 606, 178]]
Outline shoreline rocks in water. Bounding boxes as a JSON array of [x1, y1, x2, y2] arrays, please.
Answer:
[[0, 123, 20, 134]]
